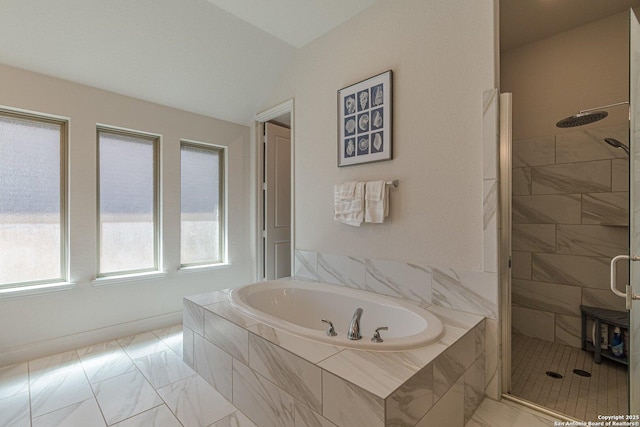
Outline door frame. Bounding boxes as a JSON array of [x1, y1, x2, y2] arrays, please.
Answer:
[[253, 99, 295, 282]]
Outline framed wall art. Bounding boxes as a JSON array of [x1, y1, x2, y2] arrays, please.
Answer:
[[337, 70, 392, 167]]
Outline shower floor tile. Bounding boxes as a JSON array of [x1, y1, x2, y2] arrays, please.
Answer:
[[511, 332, 629, 421]]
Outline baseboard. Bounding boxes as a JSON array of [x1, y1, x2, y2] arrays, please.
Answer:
[[0, 311, 182, 367]]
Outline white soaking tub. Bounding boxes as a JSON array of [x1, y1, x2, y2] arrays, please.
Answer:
[[228, 279, 443, 351]]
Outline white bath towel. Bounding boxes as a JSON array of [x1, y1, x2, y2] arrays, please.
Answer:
[[334, 181, 364, 226], [365, 180, 389, 223]]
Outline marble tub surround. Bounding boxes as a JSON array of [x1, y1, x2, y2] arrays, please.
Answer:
[[511, 123, 630, 348], [294, 250, 497, 320], [184, 290, 486, 427]]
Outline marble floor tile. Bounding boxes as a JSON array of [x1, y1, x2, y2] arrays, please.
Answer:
[[117, 331, 172, 360], [158, 374, 237, 427], [211, 410, 258, 427], [29, 351, 94, 418], [77, 341, 137, 384], [0, 362, 29, 399], [112, 404, 181, 427], [152, 324, 184, 358], [93, 369, 163, 425], [464, 397, 560, 427], [0, 392, 30, 427], [133, 349, 195, 389], [31, 397, 106, 427]]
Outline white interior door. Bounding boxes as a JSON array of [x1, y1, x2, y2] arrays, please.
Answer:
[[264, 122, 291, 280], [629, 8, 640, 415]]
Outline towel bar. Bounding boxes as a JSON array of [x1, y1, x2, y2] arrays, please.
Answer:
[[386, 180, 399, 188]]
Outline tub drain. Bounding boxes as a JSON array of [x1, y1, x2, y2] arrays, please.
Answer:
[[573, 369, 591, 377], [545, 371, 563, 379]]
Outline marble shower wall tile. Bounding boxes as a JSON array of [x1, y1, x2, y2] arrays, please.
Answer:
[[512, 224, 555, 252], [511, 279, 581, 316], [512, 136, 555, 168], [386, 363, 434, 427], [432, 268, 498, 319], [582, 288, 626, 311], [512, 194, 581, 224], [555, 315, 581, 348], [232, 360, 295, 427], [294, 250, 321, 281], [531, 253, 619, 290], [512, 306, 554, 341], [322, 371, 384, 427], [317, 253, 365, 289], [364, 258, 431, 305], [582, 192, 629, 225], [248, 334, 322, 413], [531, 160, 611, 194], [612, 159, 629, 192], [555, 124, 629, 163], [513, 168, 532, 196], [511, 251, 531, 280], [556, 225, 628, 257]]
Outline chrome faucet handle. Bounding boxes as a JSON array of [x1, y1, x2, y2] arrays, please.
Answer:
[[371, 326, 388, 343], [321, 319, 337, 336]]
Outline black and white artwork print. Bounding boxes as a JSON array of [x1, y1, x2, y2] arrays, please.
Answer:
[[338, 70, 392, 166]]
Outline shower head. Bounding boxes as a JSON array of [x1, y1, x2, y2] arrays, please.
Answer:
[[604, 138, 630, 156], [555, 101, 629, 128], [556, 111, 608, 128]]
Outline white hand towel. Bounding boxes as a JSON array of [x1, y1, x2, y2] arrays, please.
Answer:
[[365, 180, 388, 223], [334, 181, 364, 226]]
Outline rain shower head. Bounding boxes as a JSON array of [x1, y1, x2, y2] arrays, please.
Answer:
[[604, 138, 630, 156], [556, 111, 608, 128], [555, 101, 629, 128]]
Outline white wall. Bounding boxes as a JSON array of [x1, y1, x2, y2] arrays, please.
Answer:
[[0, 64, 253, 365], [263, 0, 497, 270]]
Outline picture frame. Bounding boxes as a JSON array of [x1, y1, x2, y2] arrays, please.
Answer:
[[337, 70, 392, 167]]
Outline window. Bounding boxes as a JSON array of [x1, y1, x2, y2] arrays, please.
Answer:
[[180, 141, 225, 266], [0, 110, 68, 288], [97, 127, 160, 276]]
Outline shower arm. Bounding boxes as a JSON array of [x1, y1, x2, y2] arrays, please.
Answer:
[[579, 101, 629, 114]]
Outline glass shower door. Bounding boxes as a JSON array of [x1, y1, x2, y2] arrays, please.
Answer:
[[628, 8, 639, 416]]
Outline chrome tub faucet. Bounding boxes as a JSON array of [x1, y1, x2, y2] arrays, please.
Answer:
[[347, 307, 363, 340]]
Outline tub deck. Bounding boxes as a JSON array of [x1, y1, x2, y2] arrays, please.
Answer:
[[183, 286, 486, 427]]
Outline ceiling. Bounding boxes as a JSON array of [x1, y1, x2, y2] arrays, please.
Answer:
[[206, 0, 380, 49], [1, 1, 639, 126], [501, 0, 640, 52]]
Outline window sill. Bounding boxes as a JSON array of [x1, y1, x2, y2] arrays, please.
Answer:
[[177, 263, 232, 274], [92, 271, 168, 287], [0, 281, 76, 300]]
